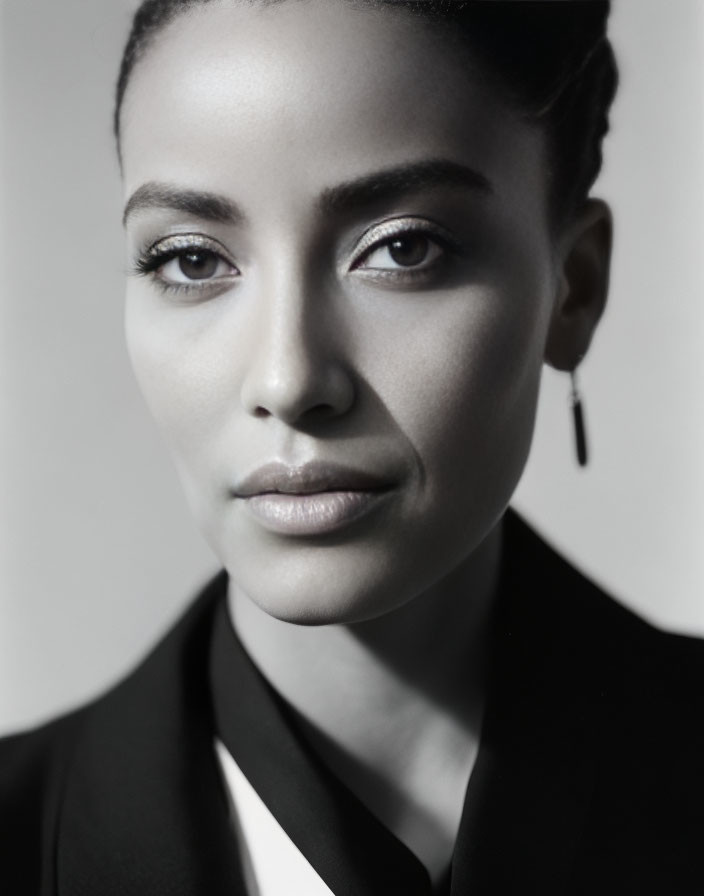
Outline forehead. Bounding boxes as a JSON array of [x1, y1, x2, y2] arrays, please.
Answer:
[[120, 0, 546, 220]]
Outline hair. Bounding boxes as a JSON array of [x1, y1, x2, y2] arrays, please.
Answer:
[[114, 0, 618, 226]]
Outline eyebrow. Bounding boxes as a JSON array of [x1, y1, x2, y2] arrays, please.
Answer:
[[122, 159, 492, 228], [318, 159, 493, 216], [122, 183, 244, 227]]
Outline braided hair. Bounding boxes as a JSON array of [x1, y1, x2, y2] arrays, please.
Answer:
[[115, 0, 618, 226]]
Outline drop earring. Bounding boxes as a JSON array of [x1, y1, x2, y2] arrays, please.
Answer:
[[570, 368, 588, 467]]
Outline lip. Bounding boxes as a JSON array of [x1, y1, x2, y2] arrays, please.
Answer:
[[233, 461, 394, 497], [232, 461, 396, 536]]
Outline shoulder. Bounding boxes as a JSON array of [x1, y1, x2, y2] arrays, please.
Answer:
[[0, 570, 227, 891], [503, 507, 704, 688], [501, 507, 704, 765], [0, 708, 88, 890], [499, 511, 704, 886], [504, 510, 704, 881]]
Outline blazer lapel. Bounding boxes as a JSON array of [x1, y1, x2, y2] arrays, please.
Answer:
[[47, 512, 611, 895], [452, 671, 601, 894], [53, 573, 246, 896], [450, 512, 608, 895], [210, 598, 433, 896]]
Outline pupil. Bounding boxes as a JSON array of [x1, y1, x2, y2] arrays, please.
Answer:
[[388, 235, 429, 267], [178, 250, 218, 280]]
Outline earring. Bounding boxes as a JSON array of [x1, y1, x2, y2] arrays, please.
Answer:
[[570, 369, 588, 467]]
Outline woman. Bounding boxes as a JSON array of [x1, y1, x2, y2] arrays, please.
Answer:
[[2, 1, 703, 893]]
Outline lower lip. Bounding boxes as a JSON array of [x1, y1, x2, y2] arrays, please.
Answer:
[[243, 490, 390, 536]]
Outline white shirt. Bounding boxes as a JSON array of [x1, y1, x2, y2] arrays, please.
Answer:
[[215, 738, 336, 896]]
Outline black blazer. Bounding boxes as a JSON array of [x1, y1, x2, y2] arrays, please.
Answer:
[[2, 511, 704, 894]]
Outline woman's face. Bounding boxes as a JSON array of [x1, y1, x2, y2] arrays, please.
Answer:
[[121, 0, 561, 624]]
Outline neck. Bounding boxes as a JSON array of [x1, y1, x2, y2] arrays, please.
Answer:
[[228, 520, 502, 882]]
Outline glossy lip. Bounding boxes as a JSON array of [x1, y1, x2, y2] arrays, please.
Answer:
[[231, 461, 397, 536], [232, 461, 395, 497]]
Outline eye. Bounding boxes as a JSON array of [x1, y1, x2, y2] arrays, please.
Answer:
[[350, 217, 459, 280], [134, 233, 239, 294], [360, 233, 443, 271], [159, 248, 233, 284]]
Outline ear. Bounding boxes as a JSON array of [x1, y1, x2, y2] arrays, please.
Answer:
[[544, 199, 613, 371]]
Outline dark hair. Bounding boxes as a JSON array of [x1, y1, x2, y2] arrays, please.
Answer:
[[115, 0, 618, 226]]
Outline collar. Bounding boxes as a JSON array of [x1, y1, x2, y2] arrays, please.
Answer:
[[210, 511, 608, 895], [51, 511, 608, 895], [210, 595, 433, 896]]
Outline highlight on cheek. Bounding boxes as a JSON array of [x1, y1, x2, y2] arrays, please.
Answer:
[[132, 232, 240, 297]]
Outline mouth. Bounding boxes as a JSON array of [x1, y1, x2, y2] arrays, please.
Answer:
[[232, 461, 396, 536]]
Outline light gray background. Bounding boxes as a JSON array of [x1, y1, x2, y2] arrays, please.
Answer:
[[1, 0, 702, 736]]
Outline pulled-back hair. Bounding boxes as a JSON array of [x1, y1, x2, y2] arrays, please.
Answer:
[[115, 0, 618, 226]]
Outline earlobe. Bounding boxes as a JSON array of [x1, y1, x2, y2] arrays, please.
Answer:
[[544, 198, 613, 371]]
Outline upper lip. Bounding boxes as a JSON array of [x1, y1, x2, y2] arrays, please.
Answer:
[[232, 461, 395, 497]]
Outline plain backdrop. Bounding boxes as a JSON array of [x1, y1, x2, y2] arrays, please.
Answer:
[[1, 0, 703, 735]]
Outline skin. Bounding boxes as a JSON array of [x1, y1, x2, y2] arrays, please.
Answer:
[[120, 0, 611, 880]]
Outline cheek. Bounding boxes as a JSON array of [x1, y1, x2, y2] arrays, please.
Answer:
[[124, 292, 236, 488], [361, 284, 550, 509]]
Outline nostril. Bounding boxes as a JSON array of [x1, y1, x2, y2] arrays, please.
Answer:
[[242, 362, 355, 423], [251, 401, 335, 422], [308, 402, 336, 419]]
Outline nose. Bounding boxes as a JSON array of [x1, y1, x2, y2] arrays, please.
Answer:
[[239, 277, 355, 425]]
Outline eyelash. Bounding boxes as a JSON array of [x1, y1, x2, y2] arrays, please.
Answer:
[[133, 233, 239, 298], [133, 218, 461, 298], [350, 217, 461, 283]]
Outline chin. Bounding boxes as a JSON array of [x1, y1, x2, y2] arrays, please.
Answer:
[[248, 595, 368, 627], [224, 548, 420, 627]]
